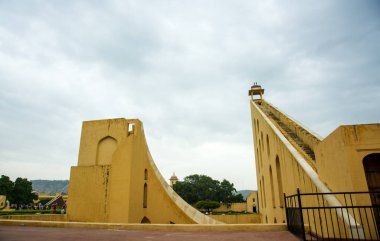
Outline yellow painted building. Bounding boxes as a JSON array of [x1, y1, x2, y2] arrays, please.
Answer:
[[246, 191, 258, 213], [34, 192, 68, 204], [67, 118, 220, 224], [169, 173, 179, 187], [249, 84, 380, 237], [210, 191, 258, 214], [0, 195, 6, 209]]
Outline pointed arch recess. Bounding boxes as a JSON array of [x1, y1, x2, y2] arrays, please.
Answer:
[[96, 136, 117, 165]]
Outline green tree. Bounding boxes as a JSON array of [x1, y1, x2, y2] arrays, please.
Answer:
[[173, 174, 244, 205], [195, 200, 221, 212], [10, 178, 37, 205], [0, 175, 14, 197], [217, 179, 244, 203], [230, 193, 244, 203], [173, 174, 219, 204]]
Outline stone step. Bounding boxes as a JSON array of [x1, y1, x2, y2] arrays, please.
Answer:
[[259, 106, 316, 161]]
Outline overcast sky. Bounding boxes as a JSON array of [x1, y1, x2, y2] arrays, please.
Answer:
[[0, 1, 379, 190]]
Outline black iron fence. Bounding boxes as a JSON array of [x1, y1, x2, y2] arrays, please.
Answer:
[[284, 189, 380, 240]]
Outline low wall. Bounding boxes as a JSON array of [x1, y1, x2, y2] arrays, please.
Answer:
[[212, 203, 247, 212], [0, 214, 66, 222], [209, 214, 260, 224], [0, 219, 285, 232], [0, 214, 263, 229]]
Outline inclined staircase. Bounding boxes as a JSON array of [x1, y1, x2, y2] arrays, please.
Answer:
[[258, 103, 316, 161]]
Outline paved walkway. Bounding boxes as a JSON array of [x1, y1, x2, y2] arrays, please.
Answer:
[[0, 226, 299, 241]]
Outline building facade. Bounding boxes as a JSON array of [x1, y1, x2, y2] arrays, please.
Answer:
[[249, 84, 380, 230], [67, 118, 220, 224]]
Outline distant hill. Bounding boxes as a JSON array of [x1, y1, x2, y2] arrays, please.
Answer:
[[237, 189, 256, 200], [31, 180, 69, 195]]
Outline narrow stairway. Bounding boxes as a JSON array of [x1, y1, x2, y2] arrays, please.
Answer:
[[259, 105, 316, 161]]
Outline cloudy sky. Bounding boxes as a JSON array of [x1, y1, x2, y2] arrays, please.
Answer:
[[0, 1, 379, 190]]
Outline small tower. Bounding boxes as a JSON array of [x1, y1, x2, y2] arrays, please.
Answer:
[[248, 82, 264, 101], [169, 173, 178, 187]]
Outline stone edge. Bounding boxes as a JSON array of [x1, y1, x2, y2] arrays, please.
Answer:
[[0, 219, 287, 232]]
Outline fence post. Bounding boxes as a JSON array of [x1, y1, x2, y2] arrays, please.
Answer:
[[297, 188, 306, 241]]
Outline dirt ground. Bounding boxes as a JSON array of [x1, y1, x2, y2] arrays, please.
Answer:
[[0, 225, 300, 241]]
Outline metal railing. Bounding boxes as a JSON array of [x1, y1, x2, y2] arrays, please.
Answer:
[[285, 189, 380, 240]]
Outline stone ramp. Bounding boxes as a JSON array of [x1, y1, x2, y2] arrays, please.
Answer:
[[258, 103, 317, 161], [0, 225, 299, 241]]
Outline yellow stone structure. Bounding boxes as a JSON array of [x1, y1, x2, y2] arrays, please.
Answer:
[[212, 202, 247, 213], [246, 191, 258, 213], [249, 84, 380, 233], [210, 213, 261, 224], [67, 118, 220, 224], [0, 195, 6, 209], [169, 173, 178, 187], [210, 191, 258, 214], [34, 192, 68, 204]]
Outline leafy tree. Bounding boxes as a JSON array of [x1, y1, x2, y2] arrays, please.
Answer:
[[217, 179, 244, 203], [0, 175, 14, 197], [174, 175, 219, 204], [173, 174, 244, 205], [230, 193, 244, 203], [9, 178, 37, 205], [195, 200, 221, 212]]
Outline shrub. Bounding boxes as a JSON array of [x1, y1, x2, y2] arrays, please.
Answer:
[[195, 200, 221, 212]]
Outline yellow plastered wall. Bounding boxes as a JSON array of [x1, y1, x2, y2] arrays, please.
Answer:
[[251, 100, 312, 224], [67, 118, 221, 224], [250, 97, 380, 237], [77, 119, 130, 166], [213, 203, 247, 212], [246, 192, 258, 213], [316, 124, 380, 203], [210, 214, 261, 224], [0, 195, 6, 209], [67, 165, 110, 222]]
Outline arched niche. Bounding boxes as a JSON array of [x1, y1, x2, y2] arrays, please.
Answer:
[[143, 183, 148, 208], [276, 155, 284, 207], [262, 176, 266, 208], [363, 153, 380, 231], [141, 216, 151, 224], [269, 165, 276, 208], [363, 153, 380, 205], [96, 136, 117, 165]]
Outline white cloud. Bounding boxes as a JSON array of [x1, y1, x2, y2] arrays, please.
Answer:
[[0, 1, 379, 190]]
